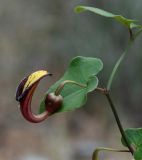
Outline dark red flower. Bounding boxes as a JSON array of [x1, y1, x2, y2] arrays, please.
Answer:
[[16, 70, 62, 123]]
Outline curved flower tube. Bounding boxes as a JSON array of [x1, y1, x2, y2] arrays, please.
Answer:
[[16, 70, 63, 123]]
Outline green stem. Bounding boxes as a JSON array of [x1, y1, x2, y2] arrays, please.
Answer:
[[96, 88, 134, 155], [129, 28, 134, 41], [94, 147, 130, 152], [92, 147, 130, 160], [106, 91, 134, 155], [108, 26, 142, 90], [55, 80, 86, 96], [107, 37, 133, 90]]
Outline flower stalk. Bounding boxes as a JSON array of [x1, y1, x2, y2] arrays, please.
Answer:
[[55, 80, 87, 96]]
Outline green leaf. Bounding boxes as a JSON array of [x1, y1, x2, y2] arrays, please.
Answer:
[[121, 128, 142, 160], [75, 6, 138, 29], [39, 56, 103, 113]]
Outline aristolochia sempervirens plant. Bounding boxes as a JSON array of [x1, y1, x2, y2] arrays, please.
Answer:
[[16, 4, 142, 160]]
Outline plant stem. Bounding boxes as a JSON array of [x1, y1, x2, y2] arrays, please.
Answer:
[[107, 38, 133, 90], [94, 147, 130, 152], [96, 88, 134, 155], [55, 80, 86, 96], [92, 147, 130, 160], [129, 28, 134, 41], [105, 92, 134, 155]]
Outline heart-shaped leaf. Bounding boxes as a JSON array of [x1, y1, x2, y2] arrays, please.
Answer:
[[121, 128, 142, 160], [39, 56, 103, 113], [75, 6, 140, 29]]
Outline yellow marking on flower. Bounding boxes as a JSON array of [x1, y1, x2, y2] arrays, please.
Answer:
[[23, 70, 48, 93]]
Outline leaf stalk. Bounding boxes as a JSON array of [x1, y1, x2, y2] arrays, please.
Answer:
[[92, 147, 130, 160]]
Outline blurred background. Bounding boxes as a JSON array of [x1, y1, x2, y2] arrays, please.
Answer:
[[0, 0, 142, 160]]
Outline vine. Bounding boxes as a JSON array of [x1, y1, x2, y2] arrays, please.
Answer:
[[16, 3, 142, 160]]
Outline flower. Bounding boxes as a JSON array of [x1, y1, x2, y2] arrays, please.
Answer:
[[16, 70, 53, 123]]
